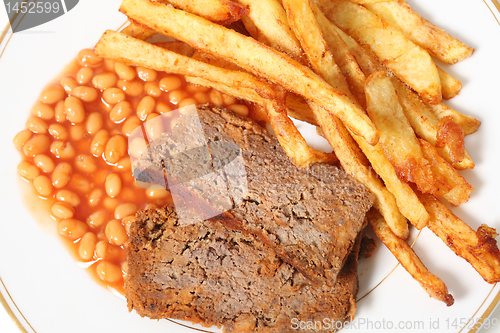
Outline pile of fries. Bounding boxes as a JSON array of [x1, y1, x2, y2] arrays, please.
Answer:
[[93, 0, 500, 306]]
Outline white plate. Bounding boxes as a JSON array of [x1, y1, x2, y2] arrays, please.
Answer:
[[1, 1, 500, 332]]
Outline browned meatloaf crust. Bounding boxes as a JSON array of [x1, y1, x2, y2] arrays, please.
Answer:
[[126, 206, 363, 333], [134, 105, 374, 286]]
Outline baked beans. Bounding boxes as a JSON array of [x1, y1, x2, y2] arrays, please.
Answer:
[[14, 49, 248, 293]]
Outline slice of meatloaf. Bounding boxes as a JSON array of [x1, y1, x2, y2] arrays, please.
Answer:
[[126, 206, 362, 333], [134, 105, 374, 286]]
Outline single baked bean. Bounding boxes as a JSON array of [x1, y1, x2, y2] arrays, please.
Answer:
[[121, 262, 128, 275], [104, 59, 115, 71], [90, 129, 109, 156], [58, 218, 88, 240], [69, 124, 85, 141], [85, 112, 103, 135], [194, 92, 210, 104], [159, 75, 182, 92], [129, 137, 148, 158], [222, 94, 237, 105], [33, 175, 53, 197], [146, 188, 170, 199], [51, 201, 75, 219], [178, 97, 197, 109], [17, 161, 40, 180], [121, 116, 142, 137], [144, 82, 161, 97], [114, 203, 137, 220], [60, 76, 78, 94], [52, 163, 72, 188], [102, 87, 125, 105], [136, 95, 155, 121], [136, 66, 157, 82], [92, 72, 117, 90], [103, 197, 119, 211], [13, 129, 32, 150], [88, 188, 103, 207], [209, 90, 224, 106], [228, 104, 250, 117], [68, 174, 91, 193], [114, 62, 136, 81], [71, 86, 98, 103], [77, 49, 103, 68], [156, 102, 172, 115], [48, 124, 68, 140], [50, 141, 75, 159], [54, 101, 66, 123], [78, 232, 97, 261], [122, 216, 135, 236], [186, 83, 206, 94], [104, 134, 127, 164], [105, 219, 128, 246], [117, 79, 143, 97], [31, 102, 55, 120], [169, 90, 189, 105], [105, 173, 122, 197], [87, 209, 108, 228], [33, 154, 55, 173], [64, 96, 86, 123], [115, 157, 131, 171], [39, 85, 65, 104], [56, 190, 81, 207], [144, 116, 163, 141], [96, 261, 122, 283], [75, 154, 97, 174], [23, 134, 50, 157], [95, 241, 121, 261], [144, 203, 157, 210], [76, 67, 94, 85], [109, 101, 132, 123]]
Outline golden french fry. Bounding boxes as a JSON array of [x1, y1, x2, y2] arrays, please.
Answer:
[[120, 21, 156, 40], [367, 209, 454, 306], [155, 41, 195, 57], [308, 101, 409, 239], [348, 0, 396, 3], [389, 77, 473, 170], [285, 94, 318, 126], [427, 102, 481, 136], [365, 0, 474, 64], [264, 98, 338, 167], [237, 0, 303, 61], [120, 0, 379, 145], [419, 139, 473, 206], [93, 30, 276, 100], [157, 0, 249, 24], [311, 2, 366, 109], [364, 71, 435, 194], [437, 67, 462, 100], [283, 0, 359, 108], [317, 0, 441, 105], [417, 192, 500, 284]]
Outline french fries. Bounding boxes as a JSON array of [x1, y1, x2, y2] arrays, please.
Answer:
[[427, 102, 481, 136], [120, 21, 156, 40], [120, 0, 379, 145], [237, 0, 303, 61], [365, 71, 435, 194], [437, 67, 462, 100], [156, 0, 249, 25], [365, 0, 474, 64], [367, 209, 454, 306], [417, 192, 500, 284], [418, 139, 473, 206], [317, 0, 442, 105]]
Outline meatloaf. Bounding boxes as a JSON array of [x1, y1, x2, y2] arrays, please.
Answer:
[[126, 206, 363, 333], [134, 105, 374, 286]]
